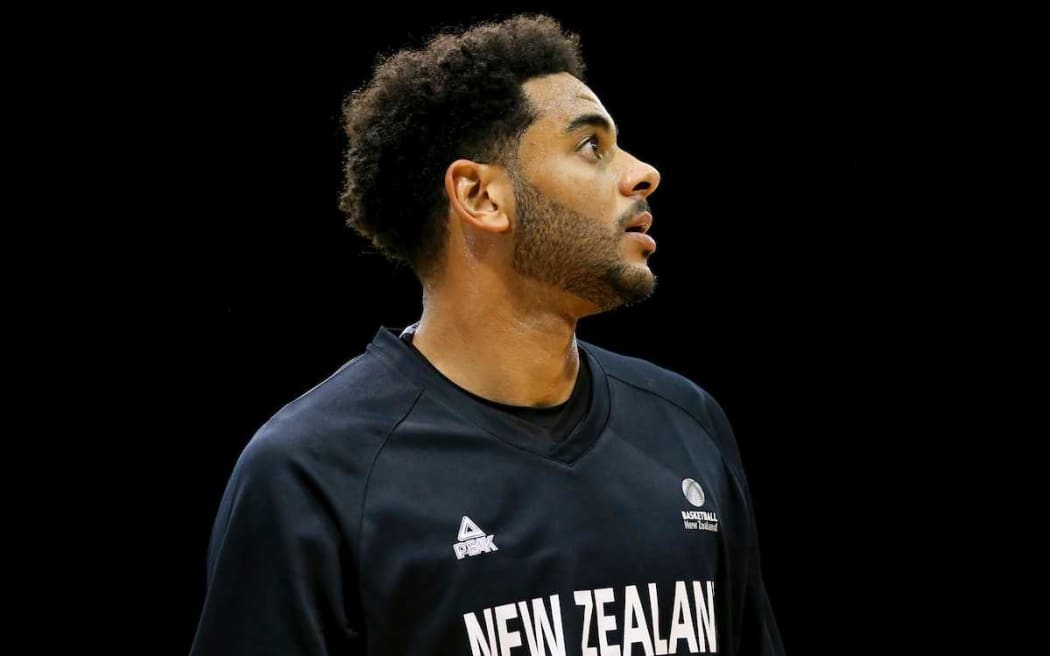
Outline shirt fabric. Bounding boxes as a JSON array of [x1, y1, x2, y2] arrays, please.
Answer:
[[190, 321, 786, 655], [397, 322, 592, 442]]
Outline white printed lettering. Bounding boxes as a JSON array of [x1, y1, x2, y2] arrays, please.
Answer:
[[495, 602, 522, 656], [516, 595, 567, 656], [575, 589, 596, 656], [593, 587, 621, 656], [667, 581, 699, 653], [464, 607, 499, 656], [622, 585, 655, 656], [692, 580, 717, 653]]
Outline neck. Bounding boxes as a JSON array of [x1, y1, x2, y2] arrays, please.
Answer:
[[409, 298, 582, 409]]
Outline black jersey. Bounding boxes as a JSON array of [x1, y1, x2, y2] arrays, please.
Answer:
[[397, 322, 593, 442], [190, 323, 786, 655]]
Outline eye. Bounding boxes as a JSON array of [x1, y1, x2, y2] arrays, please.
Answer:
[[579, 134, 604, 160]]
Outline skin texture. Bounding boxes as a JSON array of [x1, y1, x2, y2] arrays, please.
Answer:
[[411, 71, 662, 408]]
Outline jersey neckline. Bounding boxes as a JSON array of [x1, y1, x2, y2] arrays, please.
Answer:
[[366, 322, 612, 467]]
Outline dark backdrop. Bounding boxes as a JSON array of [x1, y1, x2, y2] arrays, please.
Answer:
[[110, 7, 954, 653]]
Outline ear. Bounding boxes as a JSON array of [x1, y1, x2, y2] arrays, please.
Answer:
[[444, 159, 512, 234]]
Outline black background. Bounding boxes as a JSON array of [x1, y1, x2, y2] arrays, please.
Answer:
[[78, 5, 1010, 653]]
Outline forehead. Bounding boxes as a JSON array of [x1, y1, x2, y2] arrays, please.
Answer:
[[521, 73, 615, 140]]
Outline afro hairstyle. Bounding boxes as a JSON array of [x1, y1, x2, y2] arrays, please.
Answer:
[[337, 13, 587, 281]]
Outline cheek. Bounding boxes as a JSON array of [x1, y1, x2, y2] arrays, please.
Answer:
[[528, 159, 620, 227], [543, 157, 608, 194]]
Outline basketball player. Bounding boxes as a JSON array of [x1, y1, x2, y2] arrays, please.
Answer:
[[191, 13, 786, 655]]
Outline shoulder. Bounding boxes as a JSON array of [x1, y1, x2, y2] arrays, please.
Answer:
[[235, 349, 423, 482], [579, 338, 744, 465], [580, 338, 699, 400]]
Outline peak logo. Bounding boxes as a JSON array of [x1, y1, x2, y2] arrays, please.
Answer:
[[453, 515, 499, 560]]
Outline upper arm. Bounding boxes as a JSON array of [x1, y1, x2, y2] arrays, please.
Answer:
[[190, 436, 363, 655], [691, 381, 787, 654]]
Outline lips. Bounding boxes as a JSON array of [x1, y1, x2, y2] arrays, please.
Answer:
[[624, 211, 653, 233], [626, 231, 657, 252], [624, 211, 655, 252]]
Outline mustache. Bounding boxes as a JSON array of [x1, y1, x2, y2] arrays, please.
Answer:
[[621, 200, 651, 228]]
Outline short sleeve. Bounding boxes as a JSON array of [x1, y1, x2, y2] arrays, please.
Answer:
[[189, 435, 363, 655], [701, 387, 787, 656]]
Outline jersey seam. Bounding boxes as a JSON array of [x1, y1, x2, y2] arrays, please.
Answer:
[[604, 371, 750, 504], [356, 383, 425, 644], [210, 353, 373, 584]]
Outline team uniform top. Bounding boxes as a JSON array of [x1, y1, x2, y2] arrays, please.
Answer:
[[190, 322, 786, 655]]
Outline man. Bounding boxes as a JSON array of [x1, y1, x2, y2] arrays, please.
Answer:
[[191, 13, 786, 655]]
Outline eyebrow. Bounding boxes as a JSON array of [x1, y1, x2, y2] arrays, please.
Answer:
[[564, 112, 619, 140]]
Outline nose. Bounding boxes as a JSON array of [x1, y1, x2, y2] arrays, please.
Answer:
[[620, 155, 661, 198]]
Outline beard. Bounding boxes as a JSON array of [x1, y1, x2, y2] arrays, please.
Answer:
[[506, 166, 657, 313]]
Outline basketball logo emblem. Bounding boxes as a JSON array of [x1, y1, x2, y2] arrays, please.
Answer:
[[681, 478, 705, 507]]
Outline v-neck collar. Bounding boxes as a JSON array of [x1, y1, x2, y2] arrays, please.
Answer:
[[365, 322, 612, 467]]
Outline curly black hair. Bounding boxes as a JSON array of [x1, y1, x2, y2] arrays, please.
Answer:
[[337, 13, 587, 282]]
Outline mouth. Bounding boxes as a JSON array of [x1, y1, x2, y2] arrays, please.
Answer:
[[624, 211, 656, 252], [625, 230, 657, 252], [624, 211, 653, 234]]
